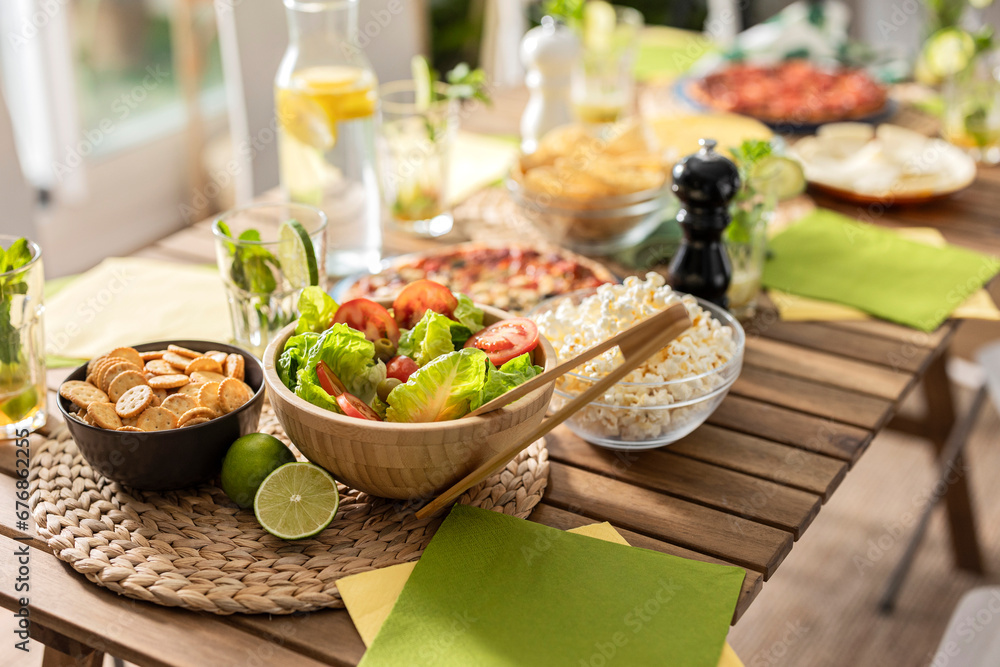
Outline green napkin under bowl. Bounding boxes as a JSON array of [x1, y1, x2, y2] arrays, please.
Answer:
[[360, 505, 745, 667], [762, 209, 1000, 332]]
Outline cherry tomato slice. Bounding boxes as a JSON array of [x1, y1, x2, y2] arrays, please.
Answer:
[[316, 361, 346, 397], [336, 391, 382, 421], [386, 355, 419, 383], [463, 318, 539, 366], [333, 298, 400, 345], [392, 279, 458, 329]]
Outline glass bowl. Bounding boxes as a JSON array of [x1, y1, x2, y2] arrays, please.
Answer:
[[506, 177, 670, 256], [531, 289, 745, 450]]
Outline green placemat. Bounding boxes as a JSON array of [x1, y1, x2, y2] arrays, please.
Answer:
[[360, 505, 744, 667], [634, 26, 717, 82], [763, 209, 1000, 331]]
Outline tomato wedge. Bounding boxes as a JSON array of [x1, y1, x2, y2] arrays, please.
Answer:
[[392, 279, 458, 329], [386, 355, 419, 383], [337, 391, 382, 420], [333, 298, 400, 344], [464, 318, 539, 366], [316, 361, 346, 397]]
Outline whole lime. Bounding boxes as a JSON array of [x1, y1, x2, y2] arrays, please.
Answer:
[[221, 433, 296, 508]]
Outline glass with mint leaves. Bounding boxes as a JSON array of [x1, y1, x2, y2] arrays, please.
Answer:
[[0, 236, 46, 437], [212, 203, 327, 358]]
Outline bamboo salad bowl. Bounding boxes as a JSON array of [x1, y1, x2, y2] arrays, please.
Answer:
[[262, 303, 556, 500]]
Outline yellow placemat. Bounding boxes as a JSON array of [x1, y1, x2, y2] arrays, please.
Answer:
[[44, 257, 231, 361], [770, 227, 1000, 322], [448, 131, 518, 206], [338, 521, 744, 667]]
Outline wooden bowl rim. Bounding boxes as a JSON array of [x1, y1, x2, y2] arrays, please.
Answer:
[[262, 301, 556, 431]]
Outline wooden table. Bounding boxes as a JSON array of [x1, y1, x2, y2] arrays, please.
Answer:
[[4, 90, 999, 666]]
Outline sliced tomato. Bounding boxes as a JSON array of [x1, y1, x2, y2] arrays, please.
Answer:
[[392, 279, 458, 329], [386, 355, 419, 383], [463, 317, 539, 366], [316, 361, 347, 397], [333, 298, 400, 344], [336, 392, 382, 420]]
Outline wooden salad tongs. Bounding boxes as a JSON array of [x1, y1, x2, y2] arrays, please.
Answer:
[[415, 302, 692, 519]]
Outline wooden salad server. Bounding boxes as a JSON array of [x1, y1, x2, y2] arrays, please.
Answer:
[[416, 302, 692, 519]]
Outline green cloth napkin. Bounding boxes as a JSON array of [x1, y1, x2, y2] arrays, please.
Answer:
[[762, 209, 1000, 332], [360, 505, 745, 667]]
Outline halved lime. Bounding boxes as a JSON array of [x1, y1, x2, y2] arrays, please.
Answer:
[[922, 28, 975, 79], [221, 433, 296, 509], [749, 156, 806, 201], [278, 219, 319, 287], [254, 462, 340, 540], [411, 55, 433, 111]]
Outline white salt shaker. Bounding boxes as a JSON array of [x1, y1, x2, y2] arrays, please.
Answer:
[[519, 16, 580, 154]]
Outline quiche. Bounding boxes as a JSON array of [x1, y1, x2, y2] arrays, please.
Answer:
[[343, 243, 618, 314]]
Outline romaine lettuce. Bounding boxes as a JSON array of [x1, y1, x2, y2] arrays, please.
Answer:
[[472, 353, 544, 410], [284, 324, 385, 410], [397, 310, 463, 367], [295, 286, 339, 334], [452, 294, 484, 333], [277, 331, 319, 390], [386, 348, 488, 422]]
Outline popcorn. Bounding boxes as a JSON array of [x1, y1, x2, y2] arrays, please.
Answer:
[[536, 273, 739, 441]]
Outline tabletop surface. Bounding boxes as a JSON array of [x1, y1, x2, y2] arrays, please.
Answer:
[[3, 87, 1000, 667]]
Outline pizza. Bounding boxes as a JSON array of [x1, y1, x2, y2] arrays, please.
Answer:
[[342, 243, 618, 314], [688, 60, 888, 125]]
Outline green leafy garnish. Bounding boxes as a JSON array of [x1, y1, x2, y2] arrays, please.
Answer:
[[473, 353, 544, 410], [452, 294, 485, 334], [445, 63, 491, 105], [386, 348, 488, 422], [290, 324, 386, 406], [0, 238, 36, 414], [295, 286, 339, 335], [726, 140, 773, 244], [397, 310, 466, 367]]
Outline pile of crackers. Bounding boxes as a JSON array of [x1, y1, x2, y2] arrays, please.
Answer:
[[60, 344, 255, 432]]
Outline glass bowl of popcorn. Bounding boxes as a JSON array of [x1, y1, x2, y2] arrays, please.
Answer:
[[532, 274, 745, 450]]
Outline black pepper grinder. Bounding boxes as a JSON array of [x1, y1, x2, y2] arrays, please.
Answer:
[[667, 138, 741, 309]]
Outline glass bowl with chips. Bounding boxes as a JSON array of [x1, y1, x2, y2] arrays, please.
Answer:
[[508, 121, 673, 256]]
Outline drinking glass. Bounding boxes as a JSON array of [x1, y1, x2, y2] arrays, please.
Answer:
[[571, 5, 644, 124], [212, 203, 327, 357], [943, 52, 1000, 165], [0, 236, 46, 437], [378, 80, 459, 237], [726, 193, 774, 321]]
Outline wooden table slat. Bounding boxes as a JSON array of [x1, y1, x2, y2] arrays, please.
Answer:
[[529, 503, 762, 623], [547, 433, 820, 537], [820, 318, 950, 348], [545, 462, 793, 578], [731, 365, 893, 430]]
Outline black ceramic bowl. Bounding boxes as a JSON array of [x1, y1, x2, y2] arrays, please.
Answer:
[[57, 340, 265, 491]]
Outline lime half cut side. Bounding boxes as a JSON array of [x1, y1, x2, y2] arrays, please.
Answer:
[[279, 219, 320, 287], [254, 462, 340, 540], [922, 28, 975, 79], [750, 156, 806, 201]]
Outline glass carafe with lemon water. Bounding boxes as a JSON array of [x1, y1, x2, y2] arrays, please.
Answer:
[[276, 0, 381, 277]]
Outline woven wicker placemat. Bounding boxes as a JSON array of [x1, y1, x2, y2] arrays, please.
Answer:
[[29, 405, 548, 615]]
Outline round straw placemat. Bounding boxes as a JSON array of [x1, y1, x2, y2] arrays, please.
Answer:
[[29, 405, 548, 615]]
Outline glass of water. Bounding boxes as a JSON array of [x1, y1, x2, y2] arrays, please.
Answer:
[[212, 203, 327, 357]]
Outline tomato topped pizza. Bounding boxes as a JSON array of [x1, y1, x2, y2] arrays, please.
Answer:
[[688, 60, 888, 125], [343, 244, 617, 314]]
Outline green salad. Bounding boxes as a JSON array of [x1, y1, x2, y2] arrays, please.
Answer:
[[277, 280, 543, 422]]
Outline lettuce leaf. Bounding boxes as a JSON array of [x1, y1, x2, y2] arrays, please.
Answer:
[[277, 331, 319, 390], [294, 374, 341, 413], [309, 324, 386, 404], [386, 348, 488, 422], [295, 286, 339, 334], [452, 294, 484, 333], [472, 353, 544, 410], [396, 310, 462, 367]]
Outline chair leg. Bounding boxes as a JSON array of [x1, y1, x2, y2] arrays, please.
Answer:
[[880, 383, 990, 612]]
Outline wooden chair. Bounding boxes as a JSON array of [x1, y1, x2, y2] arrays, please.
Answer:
[[214, 0, 428, 205], [879, 341, 1000, 612], [927, 587, 1000, 666]]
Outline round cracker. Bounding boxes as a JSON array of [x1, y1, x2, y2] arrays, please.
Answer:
[[116, 385, 154, 419], [145, 360, 175, 375], [108, 370, 148, 404], [180, 417, 212, 427], [136, 406, 178, 432], [86, 355, 108, 377], [151, 387, 167, 406], [149, 374, 191, 390], [198, 382, 221, 413], [177, 382, 206, 398], [59, 381, 110, 409], [99, 360, 141, 393], [185, 356, 223, 375], [117, 426, 143, 432], [87, 402, 122, 430], [87, 357, 115, 385], [160, 393, 198, 417], [140, 350, 166, 361], [108, 347, 143, 369], [162, 351, 193, 371], [190, 370, 226, 384], [219, 377, 251, 414], [167, 344, 201, 359], [205, 351, 228, 365], [121, 415, 139, 427], [177, 406, 217, 426], [225, 353, 245, 381]]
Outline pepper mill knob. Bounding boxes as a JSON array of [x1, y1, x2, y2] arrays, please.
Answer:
[[667, 138, 742, 309]]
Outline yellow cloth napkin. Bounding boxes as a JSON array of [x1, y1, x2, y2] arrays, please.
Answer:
[[770, 227, 1000, 322], [447, 131, 518, 205], [338, 521, 744, 667], [44, 257, 231, 360]]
